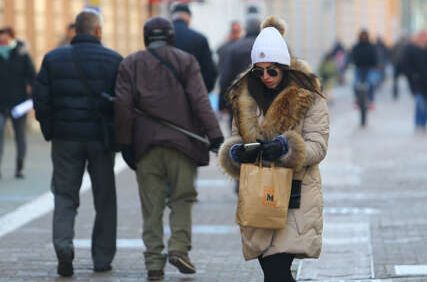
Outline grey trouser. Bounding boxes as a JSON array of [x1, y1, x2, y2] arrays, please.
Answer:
[[0, 112, 27, 169], [51, 139, 117, 266], [136, 147, 197, 271]]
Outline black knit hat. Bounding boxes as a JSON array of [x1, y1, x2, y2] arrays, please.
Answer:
[[171, 3, 191, 15], [143, 17, 175, 46]]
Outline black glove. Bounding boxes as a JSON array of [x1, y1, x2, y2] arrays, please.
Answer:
[[209, 136, 224, 153], [230, 144, 261, 163], [121, 145, 136, 170], [258, 136, 288, 162]]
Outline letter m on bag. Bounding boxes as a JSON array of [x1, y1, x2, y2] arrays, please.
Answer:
[[263, 186, 276, 207]]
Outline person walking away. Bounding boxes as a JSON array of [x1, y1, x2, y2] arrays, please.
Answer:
[[374, 36, 390, 89], [390, 35, 409, 100], [330, 40, 347, 85], [0, 26, 35, 179], [318, 52, 338, 102], [400, 30, 427, 132], [171, 3, 217, 93], [57, 23, 76, 47], [114, 17, 223, 281], [218, 16, 329, 282], [349, 29, 378, 108], [218, 17, 260, 194], [217, 21, 242, 76], [219, 17, 260, 127], [33, 10, 122, 277]]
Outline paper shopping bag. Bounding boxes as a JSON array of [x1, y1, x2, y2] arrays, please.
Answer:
[[236, 163, 293, 229]]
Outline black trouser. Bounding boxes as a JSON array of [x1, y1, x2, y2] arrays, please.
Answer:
[[258, 253, 296, 282], [0, 112, 27, 172], [51, 139, 117, 267]]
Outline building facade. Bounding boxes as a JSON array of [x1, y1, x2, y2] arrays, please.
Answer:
[[401, 0, 427, 34], [263, 0, 401, 68], [0, 0, 149, 67]]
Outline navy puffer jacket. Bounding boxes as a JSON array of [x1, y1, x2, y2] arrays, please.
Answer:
[[34, 34, 122, 142]]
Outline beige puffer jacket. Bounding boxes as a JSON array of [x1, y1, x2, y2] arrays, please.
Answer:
[[218, 18, 329, 260]]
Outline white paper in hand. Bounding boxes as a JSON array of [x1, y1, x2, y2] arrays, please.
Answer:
[[11, 99, 33, 119]]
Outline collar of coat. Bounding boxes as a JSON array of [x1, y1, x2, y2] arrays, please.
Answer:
[[228, 58, 321, 142]]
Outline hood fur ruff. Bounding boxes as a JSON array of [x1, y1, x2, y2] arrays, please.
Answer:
[[230, 58, 320, 142], [218, 58, 320, 177]]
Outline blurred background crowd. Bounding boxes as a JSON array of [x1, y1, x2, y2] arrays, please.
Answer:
[[1, 0, 427, 178]]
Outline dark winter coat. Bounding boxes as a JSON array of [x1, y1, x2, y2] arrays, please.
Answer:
[[0, 41, 36, 112], [114, 45, 223, 166], [219, 34, 258, 111], [173, 19, 217, 92], [400, 43, 427, 97], [33, 34, 123, 142], [350, 41, 378, 69]]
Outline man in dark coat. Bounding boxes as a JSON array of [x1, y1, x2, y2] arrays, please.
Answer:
[[114, 17, 223, 281], [216, 21, 242, 75], [0, 27, 35, 179], [219, 18, 261, 114], [33, 10, 122, 277], [171, 4, 217, 93], [400, 30, 427, 130]]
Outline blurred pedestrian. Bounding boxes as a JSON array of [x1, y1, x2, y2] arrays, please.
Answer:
[[114, 17, 223, 281], [349, 29, 378, 107], [318, 52, 338, 102], [218, 16, 329, 282], [400, 30, 427, 131], [33, 10, 122, 277], [217, 21, 242, 75], [219, 17, 261, 121], [171, 3, 217, 93], [330, 40, 347, 85], [57, 23, 76, 47], [390, 34, 409, 99], [374, 36, 390, 88], [0, 26, 35, 179], [218, 17, 260, 194]]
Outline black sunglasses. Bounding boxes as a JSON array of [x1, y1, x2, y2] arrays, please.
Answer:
[[251, 65, 279, 78]]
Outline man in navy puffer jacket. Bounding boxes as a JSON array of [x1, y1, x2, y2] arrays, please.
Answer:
[[33, 9, 122, 277]]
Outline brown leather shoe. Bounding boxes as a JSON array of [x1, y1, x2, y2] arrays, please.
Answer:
[[168, 251, 196, 274]]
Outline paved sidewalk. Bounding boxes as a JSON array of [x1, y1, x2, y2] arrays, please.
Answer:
[[0, 79, 427, 281], [0, 133, 51, 216]]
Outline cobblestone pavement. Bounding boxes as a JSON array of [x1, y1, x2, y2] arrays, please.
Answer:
[[1, 79, 427, 281]]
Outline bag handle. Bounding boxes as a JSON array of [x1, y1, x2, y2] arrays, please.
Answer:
[[131, 51, 210, 146], [147, 48, 193, 113]]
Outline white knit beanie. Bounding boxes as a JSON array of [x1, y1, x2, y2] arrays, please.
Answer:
[[251, 17, 290, 66]]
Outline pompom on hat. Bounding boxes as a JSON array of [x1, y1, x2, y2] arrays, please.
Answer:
[[251, 16, 290, 66]]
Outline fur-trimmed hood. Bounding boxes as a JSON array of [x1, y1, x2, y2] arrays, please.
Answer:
[[218, 57, 322, 179], [229, 58, 320, 141]]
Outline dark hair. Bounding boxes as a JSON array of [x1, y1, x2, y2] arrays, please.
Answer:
[[75, 10, 101, 35], [171, 3, 191, 15], [358, 29, 370, 43], [286, 69, 323, 97], [253, 63, 323, 97], [67, 23, 76, 30], [0, 26, 15, 38]]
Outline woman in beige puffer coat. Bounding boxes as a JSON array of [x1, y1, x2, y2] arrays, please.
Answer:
[[218, 16, 329, 282]]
